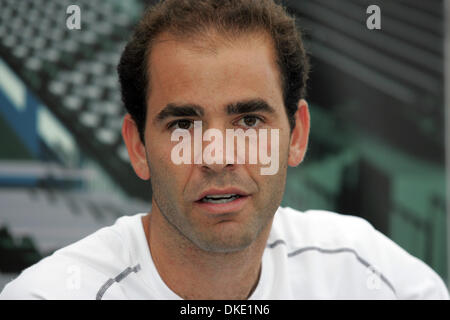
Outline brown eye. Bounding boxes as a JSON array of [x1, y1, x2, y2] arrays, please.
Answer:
[[237, 115, 262, 128], [178, 120, 192, 129], [169, 119, 193, 130]]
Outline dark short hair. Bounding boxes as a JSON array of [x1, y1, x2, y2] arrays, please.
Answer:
[[117, 0, 310, 143]]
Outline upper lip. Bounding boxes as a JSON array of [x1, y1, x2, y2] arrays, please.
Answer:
[[195, 188, 250, 202]]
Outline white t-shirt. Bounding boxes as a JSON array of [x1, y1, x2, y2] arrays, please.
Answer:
[[1, 207, 448, 299]]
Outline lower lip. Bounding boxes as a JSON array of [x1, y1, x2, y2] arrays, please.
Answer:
[[194, 196, 250, 214]]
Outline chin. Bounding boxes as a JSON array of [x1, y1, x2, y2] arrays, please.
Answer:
[[192, 224, 258, 254], [197, 241, 253, 254]]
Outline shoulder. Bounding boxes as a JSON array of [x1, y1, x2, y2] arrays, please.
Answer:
[[0, 214, 142, 300], [272, 207, 375, 247], [271, 207, 449, 299]]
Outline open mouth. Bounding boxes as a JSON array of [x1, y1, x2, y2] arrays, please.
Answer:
[[199, 194, 242, 204], [194, 189, 250, 214]]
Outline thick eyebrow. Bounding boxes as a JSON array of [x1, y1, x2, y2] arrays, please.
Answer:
[[154, 103, 205, 124], [154, 98, 275, 125], [226, 99, 276, 115]]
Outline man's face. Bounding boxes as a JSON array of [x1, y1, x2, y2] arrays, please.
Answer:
[[137, 32, 301, 253]]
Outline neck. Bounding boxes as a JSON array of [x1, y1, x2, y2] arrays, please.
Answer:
[[142, 206, 271, 300]]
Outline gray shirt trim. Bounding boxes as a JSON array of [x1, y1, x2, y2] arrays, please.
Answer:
[[97, 242, 397, 299], [96, 264, 141, 300], [267, 240, 397, 296]]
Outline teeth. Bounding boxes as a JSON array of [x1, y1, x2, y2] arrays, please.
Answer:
[[205, 194, 237, 199], [201, 194, 240, 203]]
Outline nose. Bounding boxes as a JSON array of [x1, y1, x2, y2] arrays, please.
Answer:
[[201, 162, 235, 173], [193, 121, 237, 173], [199, 135, 235, 173]]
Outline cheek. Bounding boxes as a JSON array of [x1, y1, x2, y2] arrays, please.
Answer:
[[278, 128, 291, 156], [146, 129, 179, 164], [147, 139, 193, 191], [149, 145, 177, 179], [261, 128, 290, 164]]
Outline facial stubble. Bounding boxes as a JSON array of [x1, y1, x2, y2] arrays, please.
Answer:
[[145, 147, 288, 254]]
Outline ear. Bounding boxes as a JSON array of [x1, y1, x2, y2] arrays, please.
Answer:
[[288, 99, 310, 167], [122, 114, 150, 180]]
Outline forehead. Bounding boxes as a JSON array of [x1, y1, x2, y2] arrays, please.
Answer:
[[146, 31, 284, 115]]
